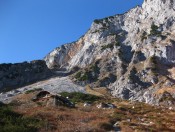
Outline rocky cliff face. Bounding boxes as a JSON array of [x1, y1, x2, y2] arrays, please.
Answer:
[[0, 60, 51, 92], [44, 0, 175, 107]]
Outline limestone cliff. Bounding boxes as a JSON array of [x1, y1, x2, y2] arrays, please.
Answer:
[[44, 0, 175, 107]]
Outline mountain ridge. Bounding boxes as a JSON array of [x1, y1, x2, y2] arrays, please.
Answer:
[[0, 1, 175, 131], [0, 0, 175, 108], [44, 0, 175, 107]]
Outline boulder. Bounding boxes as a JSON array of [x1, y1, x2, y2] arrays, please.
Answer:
[[97, 102, 116, 109], [32, 91, 51, 101], [53, 95, 75, 108], [83, 102, 92, 107]]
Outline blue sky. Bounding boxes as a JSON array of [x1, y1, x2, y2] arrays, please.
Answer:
[[0, 0, 143, 63]]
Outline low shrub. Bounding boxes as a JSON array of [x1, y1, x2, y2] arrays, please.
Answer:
[[74, 62, 100, 82], [150, 56, 159, 75], [60, 92, 101, 103], [0, 106, 43, 132], [101, 41, 120, 51], [25, 88, 42, 94], [94, 19, 101, 24], [99, 122, 113, 131], [101, 43, 114, 51], [141, 31, 147, 41], [149, 24, 161, 36], [115, 41, 120, 47], [75, 72, 82, 79], [75, 71, 90, 81]]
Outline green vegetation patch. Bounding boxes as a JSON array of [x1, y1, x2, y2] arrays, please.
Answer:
[[101, 41, 120, 51], [60, 92, 101, 103], [74, 71, 91, 81], [150, 56, 159, 75], [149, 23, 161, 36], [101, 43, 114, 50], [25, 88, 42, 94], [0, 105, 43, 132], [74, 61, 100, 82], [159, 91, 175, 102], [141, 31, 148, 41], [94, 19, 101, 24]]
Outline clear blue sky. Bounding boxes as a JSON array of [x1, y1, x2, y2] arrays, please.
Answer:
[[0, 0, 143, 63]]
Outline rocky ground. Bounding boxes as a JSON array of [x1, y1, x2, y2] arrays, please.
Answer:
[[0, 76, 85, 103]]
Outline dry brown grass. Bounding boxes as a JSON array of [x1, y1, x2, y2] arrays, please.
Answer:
[[85, 85, 113, 102], [10, 91, 175, 132], [85, 85, 105, 96], [12, 92, 114, 132], [156, 87, 175, 95], [14, 105, 113, 132]]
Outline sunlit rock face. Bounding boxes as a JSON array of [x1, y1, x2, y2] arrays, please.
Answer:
[[142, 0, 175, 12], [44, 0, 175, 107]]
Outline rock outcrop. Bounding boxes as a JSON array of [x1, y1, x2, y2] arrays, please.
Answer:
[[0, 60, 51, 92], [44, 0, 175, 107]]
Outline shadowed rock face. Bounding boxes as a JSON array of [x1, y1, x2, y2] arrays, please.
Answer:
[[42, 0, 175, 107], [0, 60, 51, 92]]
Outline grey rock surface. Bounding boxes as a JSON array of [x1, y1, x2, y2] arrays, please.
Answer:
[[44, 0, 175, 107], [0, 76, 85, 103]]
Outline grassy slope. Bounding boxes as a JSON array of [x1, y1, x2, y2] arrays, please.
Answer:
[[0, 103, 43, 132], [2, 90, 175, 132]]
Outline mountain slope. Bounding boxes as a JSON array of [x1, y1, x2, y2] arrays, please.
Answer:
[[0, 60, 51, 92], [44, 0, 175, 107]]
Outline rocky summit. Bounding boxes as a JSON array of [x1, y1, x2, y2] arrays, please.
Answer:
[[44, 0, 175, 107], [0, 1, 175, 131]]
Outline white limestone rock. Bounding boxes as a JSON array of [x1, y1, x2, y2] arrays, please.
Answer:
[[44, 0, 175, 106]]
